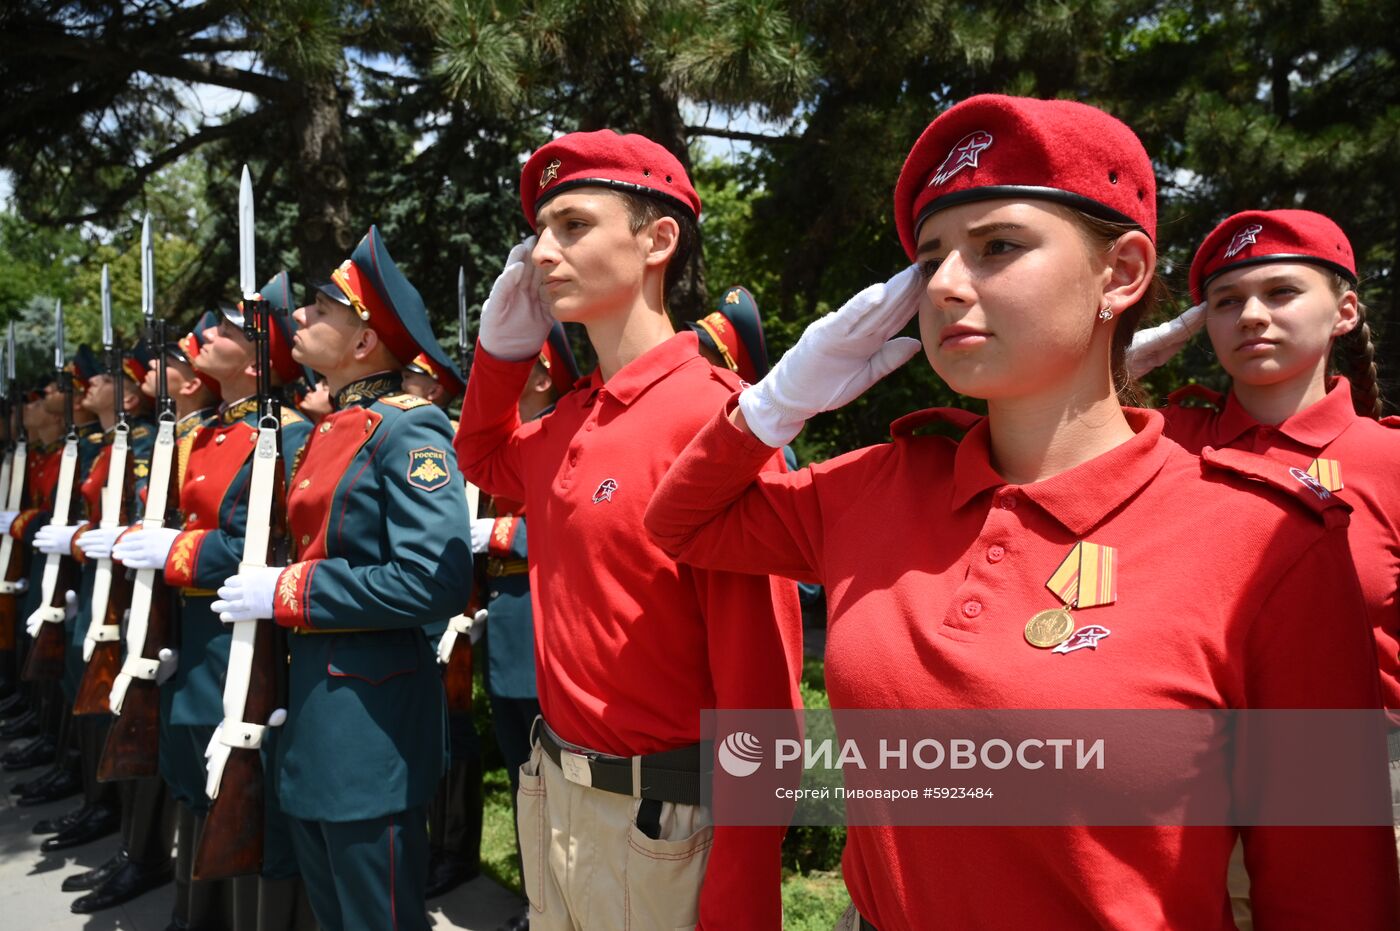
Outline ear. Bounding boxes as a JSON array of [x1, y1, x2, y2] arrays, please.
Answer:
[[1100, 229, 1155, 319], [642, 215, 680, 270], [1331, 289, 1360, 339], [122, 385, 142, 413], [353, 326, 381, 362]]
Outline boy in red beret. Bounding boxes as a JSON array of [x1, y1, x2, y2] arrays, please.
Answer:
[[455, 130, 803, 929]]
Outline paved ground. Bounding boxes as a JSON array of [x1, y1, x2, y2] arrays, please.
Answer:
[[0, 736, 524, 931]]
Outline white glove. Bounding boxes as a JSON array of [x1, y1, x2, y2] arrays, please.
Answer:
[[156, 648, 179, 686], [0, 511, 17, 534], [77, 525, 125, 561], [470, 518, 495, 554], [738, 266, 925, 447], [1126, 303, 1206, 379], [469, 607, 487, 646], [28, 589, 77, 637], [65, 589, 78, 621], [212, 567, 282, 624], [477, 237, 554, 362], [112, 526, 182, 570], [35, 524, 79, 556]]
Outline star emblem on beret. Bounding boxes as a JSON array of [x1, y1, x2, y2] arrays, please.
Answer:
[[539, 158, 562, 190], [1224, 223, 1264, 259], [930, 131, 994, 187]]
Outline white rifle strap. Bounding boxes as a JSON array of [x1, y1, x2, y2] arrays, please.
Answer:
[[205, 423, 277, 800], [0, 440, 27, 595], [27, 438, 79, 629], [110, 420, 175, 714], [0, 449, 12, 514], [465, 480, 481, 522], [85, 426, 129, 662]]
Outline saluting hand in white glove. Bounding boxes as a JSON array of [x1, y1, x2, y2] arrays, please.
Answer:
[[112, 526, 182, 570], [477, 237, 555, 362], [212, 568, 282, 624], [1126, 303, 1206, 380], [738, 265, 926, 447]]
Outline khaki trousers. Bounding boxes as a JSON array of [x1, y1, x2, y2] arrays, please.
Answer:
[[517, 739, 713, 930]]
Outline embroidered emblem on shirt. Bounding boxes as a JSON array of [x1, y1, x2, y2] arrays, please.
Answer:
[[1223, 224, 1264, 258], [1053, 625, 1111, 654], [407, 446, 450, 491], [1289, 466, 1331, 501], [929, 131, 994, 187], [1305, 457, 1343, 492], [539, 158, 561, 189], [592, 478, 618, 504]]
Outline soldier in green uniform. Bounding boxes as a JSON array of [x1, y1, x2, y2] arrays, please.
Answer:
[[213, 226, 473, 931], [115, 287, 316, 931]]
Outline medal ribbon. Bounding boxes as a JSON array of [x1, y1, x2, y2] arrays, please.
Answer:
[[1306, 457, 1343, 492], [1045, 541, 1118, 610]]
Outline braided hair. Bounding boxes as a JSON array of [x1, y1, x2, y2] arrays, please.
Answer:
[[1330, 275, 1385, 418]]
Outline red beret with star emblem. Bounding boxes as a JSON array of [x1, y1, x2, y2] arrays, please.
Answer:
[[894, 94, 1157, 260], [520, 130, 701, 228], [1189, 209, 1357, 304]]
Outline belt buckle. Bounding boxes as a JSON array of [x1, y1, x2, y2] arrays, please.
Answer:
[[558, 749, 593, 788]]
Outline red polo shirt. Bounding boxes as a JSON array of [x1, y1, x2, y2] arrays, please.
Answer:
[[645, 401, 1398, 930], [1164, 378, 1400, 713], [455, 331, 803, 928]]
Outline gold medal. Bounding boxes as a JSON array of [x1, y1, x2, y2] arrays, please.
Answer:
[[1025, 608, 1074, 648]]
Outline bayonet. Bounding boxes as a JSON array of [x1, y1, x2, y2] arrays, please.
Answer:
[[239, 165, 256, 301]]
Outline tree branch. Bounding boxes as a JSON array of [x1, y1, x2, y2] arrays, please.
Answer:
[[683, 124, 802, 145]]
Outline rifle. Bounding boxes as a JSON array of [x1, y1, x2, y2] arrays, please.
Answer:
[[0, 322, 29, 608], [74, 265, 132, 714], [437, 265, 480, 712], [102, 214, 176, 780], [0, 339, 15, 655], [194, 165, 287, 880], [22, 307, 78, 681]]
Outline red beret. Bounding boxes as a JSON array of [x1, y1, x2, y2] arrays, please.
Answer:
[[1189, 209, 1356, 304], [520, 130, 701, 228], [894, 94, 1156, 260]]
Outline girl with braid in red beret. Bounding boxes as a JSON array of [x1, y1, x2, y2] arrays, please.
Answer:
[[646, 96, 1399, 929]]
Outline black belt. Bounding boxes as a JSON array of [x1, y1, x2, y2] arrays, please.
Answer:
[[536, 720, 702, 806]]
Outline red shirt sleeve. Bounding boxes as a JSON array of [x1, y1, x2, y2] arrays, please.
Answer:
[[1237, 524, 1400, 927], [453, 343, 538, 504]]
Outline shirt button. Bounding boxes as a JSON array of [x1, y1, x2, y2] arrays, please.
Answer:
[[585, 422, 594, 432], [997, 492, 1017, 510], [300, 534, 310, 547], [987, 545, 1005, 563], [962, 600, 983, 618], [319, 423, 332, 434], [490, 590, 500, 599]]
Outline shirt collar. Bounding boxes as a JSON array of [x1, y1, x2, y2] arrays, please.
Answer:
[[951, 407, 1172, 536], [333, 371, 402, 410], [220, 395, 259, 425], [575, 332, 700, 408], [1216, 376, 1357, 449]]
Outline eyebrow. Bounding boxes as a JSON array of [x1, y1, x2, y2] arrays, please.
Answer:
[[1206, 272, 1304, 298], [537, 203, 592, 225], [916, 221, 1027, 257]]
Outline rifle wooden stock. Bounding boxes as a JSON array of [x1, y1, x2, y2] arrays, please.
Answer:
[[72, 552, 128, 713], [0, 588, 14, 653], [21, 555, 75, 682], [75, 425, 135, 714], [101, 414, 181, 781], [193, 410, 287, 881]]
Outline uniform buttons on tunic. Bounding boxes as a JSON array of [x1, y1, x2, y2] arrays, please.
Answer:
[[298, 479, 310, 489], [319, 423, 332, 434], [490, 590, 499, 599], [215, 434, 225, 445], [987, 545, 1005, 563], [300, 534, 310, 546], [962, 600, 983, 618]]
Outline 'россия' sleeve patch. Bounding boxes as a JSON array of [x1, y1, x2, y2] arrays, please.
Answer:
[[406, 446, 450, 492]]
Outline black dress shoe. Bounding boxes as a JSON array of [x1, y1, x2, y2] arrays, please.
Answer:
[[0, 691, 28, 719], [71, 859, 174, 913], [424, 854, 481, 899], [498, 911, 530, 931], [12, 763, 62, 795], [0, 708, 39, 740], [2, 734, 55, 771], [62, 851, 128, 892], [18, 766, 82, 805], [41, 803, 119, 852], [34, 803, 90, 835]]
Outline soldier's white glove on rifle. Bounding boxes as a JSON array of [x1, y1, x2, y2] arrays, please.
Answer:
[[30, 589, 76, 637], [1125, 303, 1206, 380], [469, 607, 487, 646], [0, 511, 17, 534], [738, 265, 925, 448], [470, 518, 495, 554], [35, 523, 79, 556], [206, 708, 287, 757], [77, 525, 124, 561], [213, 568, 282, 624], [112, 526, 182, 570], [477, 237, 554, 362]]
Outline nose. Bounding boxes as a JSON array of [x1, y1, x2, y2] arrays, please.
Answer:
[[293, 305, 307, 327], [1236, 295, 1270, 330], [202, 325, 218, 343], [532, 229, 560, 267], [926, 250, 974, 309]]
